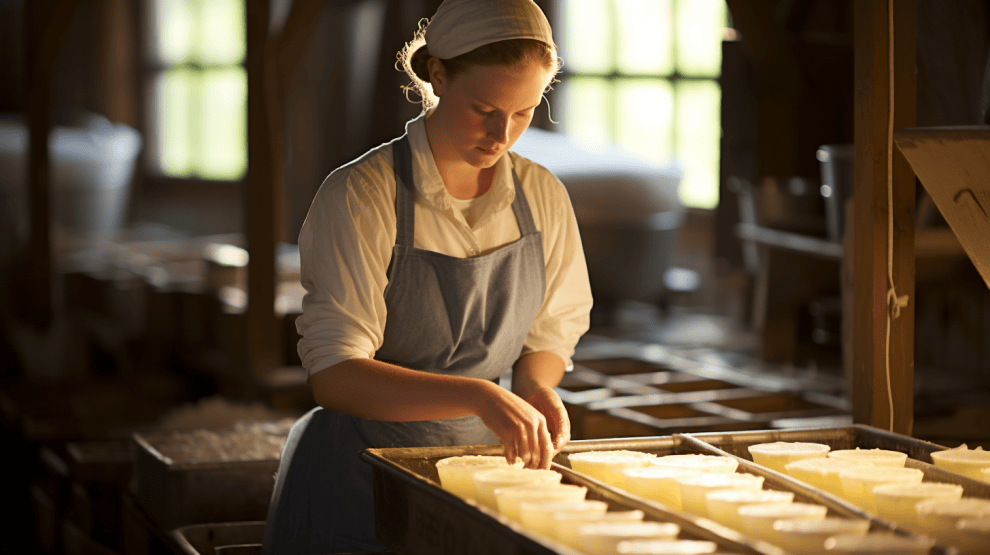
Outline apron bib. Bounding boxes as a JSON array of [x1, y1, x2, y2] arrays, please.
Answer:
[[262, 136, 545, 553]]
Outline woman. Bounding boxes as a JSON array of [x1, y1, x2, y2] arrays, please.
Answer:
[[263, 0, 593, 552]]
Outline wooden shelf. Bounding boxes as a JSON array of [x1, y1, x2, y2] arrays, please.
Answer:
[[895, 126, 990, 289]]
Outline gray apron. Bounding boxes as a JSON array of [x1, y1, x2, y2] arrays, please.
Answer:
[[262, 135, 546, 554]]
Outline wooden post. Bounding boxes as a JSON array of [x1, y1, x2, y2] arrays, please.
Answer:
[[97, 0, 138, 128], [245, 0, 282, 392], [23, 0, 76, 329], [724, 0, 803, 178], [851, 0, 916, 434], [24, 0, 52, 330]]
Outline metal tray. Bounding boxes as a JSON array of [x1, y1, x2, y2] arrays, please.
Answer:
[[362, 441, 788, 555], [682, 425, 990, 499], [679, 425, 990, 554], [131, 431, 279, 531], [66, 439, 135, 484], [557, 435, 958, 555], [170, 521, 266, 555]]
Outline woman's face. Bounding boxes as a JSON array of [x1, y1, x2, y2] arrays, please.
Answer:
[[428, 59, 552, 170]]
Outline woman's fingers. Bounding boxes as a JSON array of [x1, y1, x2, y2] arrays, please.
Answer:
[[536, 417, 554, 469], [516, 416, 543, 469], [553, 413, 571, 451], [517, 427, 533, 467], [503, 439, 518, 466], [473, 380, 552, 469], [549, 401, 571, 451], [520, 410, 554, 469], [522, 386, 571, 457]]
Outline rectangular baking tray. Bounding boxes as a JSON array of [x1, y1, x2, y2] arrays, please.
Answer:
[[363, 440, 790, 555], [131, 431, 279, 530]]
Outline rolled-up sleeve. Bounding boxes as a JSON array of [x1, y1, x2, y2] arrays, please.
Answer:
[[521, 172, 594, 370], [296, 163, 395, 378]]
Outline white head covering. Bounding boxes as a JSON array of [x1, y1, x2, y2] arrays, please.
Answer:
[[424, 0, 555, 60]]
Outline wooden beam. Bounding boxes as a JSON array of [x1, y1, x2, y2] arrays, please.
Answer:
[[725, 0, 801, 81], [275, 0, 325, 99], [851, 0, 916, 434], [724, 0, 804, 178], [245, 0, 282, 392], [23, 0, 77, 329], [97, 0, 138, 127]]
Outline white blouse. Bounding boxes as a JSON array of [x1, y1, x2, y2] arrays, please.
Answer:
[[296, 113, 593, 378]]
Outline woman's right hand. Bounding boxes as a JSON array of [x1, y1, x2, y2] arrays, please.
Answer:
[[470, 379, 554, 469]]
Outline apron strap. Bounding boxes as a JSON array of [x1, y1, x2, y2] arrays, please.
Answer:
[[392, 136, 416, 247], [509, 167, 539, 237]]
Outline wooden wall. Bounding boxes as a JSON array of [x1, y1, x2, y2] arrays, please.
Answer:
[[913, 0, 990, 391], [716, 0, 990, 392]]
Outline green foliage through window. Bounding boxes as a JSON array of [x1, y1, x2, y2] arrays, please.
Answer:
[[558, 0, 728, 209], [149, 0, 247, 180]]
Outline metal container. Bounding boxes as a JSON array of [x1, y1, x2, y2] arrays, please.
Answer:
[[362, 441, 787, 555], [170, 521, 266, 555], [363, 428, 970, 555], [563, 434, 956, 555], [66, 439, 135, 485], [683, 425, 990, 498], [558, 436, 911, 516], [122, 492, 179, 555], [131, 431, 279, 531], [679, 425, 990, 554], [61, 518, 118, 555]]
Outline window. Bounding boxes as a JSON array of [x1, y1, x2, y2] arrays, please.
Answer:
[[145, 0, 247, 181], [556, 0, 729, 209]]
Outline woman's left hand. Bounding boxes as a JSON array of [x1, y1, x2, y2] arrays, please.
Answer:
[[522, 385, 571, 453]]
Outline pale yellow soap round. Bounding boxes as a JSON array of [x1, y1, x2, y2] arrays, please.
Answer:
[[828, 448, 908, 468], [872, 482, 963, 531], [930, 445, 990, 481], [494, 483, 586, 523], [436, 455, 522, 501], [649, 454, 739, 475], [552, 510, 645, 551], [737, 502, 829, 543], [748, 442, 831, 473], [837, 466, 923, 513], [518, 499, 608, 538], [577, 521, 680, 555], [569, 450, 656, 486], [674, 473, 765, 517], [915, 497, 990, 535], [704, 489, 794, 530], [772, 518, 870, 554], [784, 457, 863, 497], [614, 539, 719, 554], [471, 467, 561, 511], [823, 532, 935, 554], [621, 466, 705, 511]]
